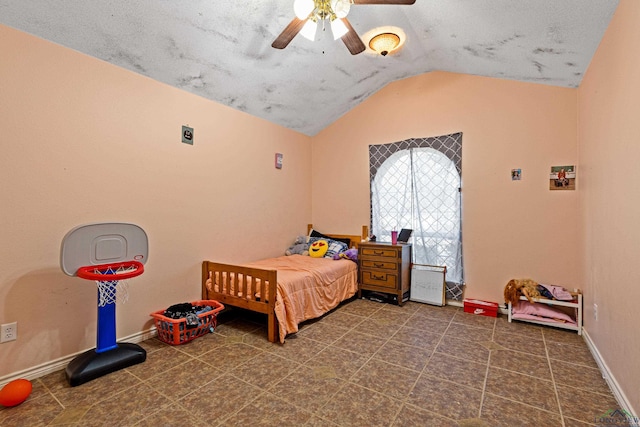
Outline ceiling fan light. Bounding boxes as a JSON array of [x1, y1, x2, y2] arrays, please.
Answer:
[[331, 0, 351, 18], [331, 18, 349, 40], [369, 32, 401, 56], [294, 0, 315, 19], [300, 19, 318, 41]]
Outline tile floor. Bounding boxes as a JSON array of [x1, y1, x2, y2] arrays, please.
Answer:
[[0, 298, 621, 427]]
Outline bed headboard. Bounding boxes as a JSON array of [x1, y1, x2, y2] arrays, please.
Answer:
[[307, 224, 369, 249]]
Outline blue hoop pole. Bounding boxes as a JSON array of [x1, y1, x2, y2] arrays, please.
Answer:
[[96, 280, 118, 353]]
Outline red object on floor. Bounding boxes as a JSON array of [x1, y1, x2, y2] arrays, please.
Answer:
[[463, 298, 499, 317], [0, 379, 32, 407], [151, 300, 224, 345]]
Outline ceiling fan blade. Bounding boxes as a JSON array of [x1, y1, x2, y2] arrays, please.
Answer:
[[341, 18, 366, 55], [353, 0, 416, 4], [272, 17, 306, 49]]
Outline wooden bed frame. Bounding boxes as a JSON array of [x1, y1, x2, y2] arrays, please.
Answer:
[[201, 224, 368, 343]]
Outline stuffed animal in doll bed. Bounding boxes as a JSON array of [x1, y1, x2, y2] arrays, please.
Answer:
[[504, 278, 541, 305], [285, 236, 309, 256]]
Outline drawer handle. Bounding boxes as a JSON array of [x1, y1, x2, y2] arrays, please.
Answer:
[[373, 251, 385, 255], [373, 263, 384, 268], [372, 274, 385, 280]]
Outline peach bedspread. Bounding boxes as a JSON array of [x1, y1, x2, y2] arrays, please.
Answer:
[[210, 255, 357, 343], [250, 255, 357, 342]]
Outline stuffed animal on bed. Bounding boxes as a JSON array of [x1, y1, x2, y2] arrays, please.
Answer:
[[309, 239, 329, 258], [285, 236, 309, 256], [333, 248, 358, 262]]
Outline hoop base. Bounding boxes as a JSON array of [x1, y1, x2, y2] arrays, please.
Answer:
[[66, 343, 146, 387]]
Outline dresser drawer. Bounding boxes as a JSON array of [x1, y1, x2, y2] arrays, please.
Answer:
[[360, 247, 398, 259], [361, 259, 397, 270], [361, 271, 398, 289]]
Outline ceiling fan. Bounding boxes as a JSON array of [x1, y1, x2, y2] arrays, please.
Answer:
[[272, 0, 416, 55]]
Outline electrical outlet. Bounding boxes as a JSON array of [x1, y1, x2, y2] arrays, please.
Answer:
[[593, 303, 598, 321], [1, 322, 17, 343]]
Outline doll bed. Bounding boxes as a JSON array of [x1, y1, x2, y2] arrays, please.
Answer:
[[508, 291, 583, 335], [201, 225, 368, 343]]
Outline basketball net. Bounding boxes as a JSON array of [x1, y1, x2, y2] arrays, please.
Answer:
[[92, 265, 134, 307]]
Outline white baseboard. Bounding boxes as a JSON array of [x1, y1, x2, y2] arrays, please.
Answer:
[[0, 327, 157, 387], [582, 328, 638, 418], [446, 299, 463, 307]]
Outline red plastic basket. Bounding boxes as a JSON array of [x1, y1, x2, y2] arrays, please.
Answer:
[[150, 300, 224, 345]]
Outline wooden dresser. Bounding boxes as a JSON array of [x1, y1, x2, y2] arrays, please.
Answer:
[[358, 242, 412, 305]]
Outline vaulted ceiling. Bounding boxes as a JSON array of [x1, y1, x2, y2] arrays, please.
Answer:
[[0, 0, 619, 135]]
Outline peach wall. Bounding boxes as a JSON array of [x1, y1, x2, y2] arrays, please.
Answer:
[[312, 72, 580, 304], [578, 0, 640, 413], [0, 25, 311, 377]]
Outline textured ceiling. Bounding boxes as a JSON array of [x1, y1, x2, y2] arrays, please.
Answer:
[[0, 0, 619, 136]]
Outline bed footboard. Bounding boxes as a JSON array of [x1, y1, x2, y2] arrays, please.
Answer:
[[202, 261, 279, 342]]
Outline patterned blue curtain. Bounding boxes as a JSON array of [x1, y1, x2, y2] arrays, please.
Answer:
[[369, 132, 464, 301]]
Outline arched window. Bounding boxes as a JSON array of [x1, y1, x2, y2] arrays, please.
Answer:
[[369, 133, 464, 299]]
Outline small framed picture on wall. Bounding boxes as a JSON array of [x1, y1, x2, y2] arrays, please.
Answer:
[[550, 165, 575, 190], [511, 169, 521, 180]]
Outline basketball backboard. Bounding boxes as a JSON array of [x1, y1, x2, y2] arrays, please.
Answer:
[[60, 223, 148, 276]]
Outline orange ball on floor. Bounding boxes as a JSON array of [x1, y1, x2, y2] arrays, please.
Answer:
[[0, 379, 32, 407]]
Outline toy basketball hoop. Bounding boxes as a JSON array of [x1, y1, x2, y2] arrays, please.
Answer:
[[77, 260, 144, 281], [77, 261, 144, 307], [60, 223, 149, 387]]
